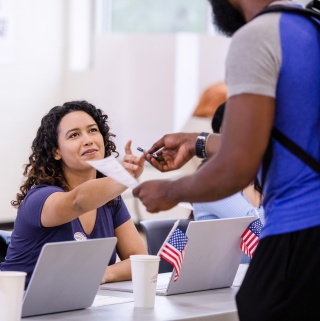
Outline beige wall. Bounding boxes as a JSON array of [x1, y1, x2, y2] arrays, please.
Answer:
[[0, 0, 66, 222], [0, 1, 230, 223]]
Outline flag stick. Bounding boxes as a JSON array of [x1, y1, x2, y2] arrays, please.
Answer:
[[157, 219, 180, 256]]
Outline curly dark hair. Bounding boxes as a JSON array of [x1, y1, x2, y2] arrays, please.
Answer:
[[12, 100, 118, 208]]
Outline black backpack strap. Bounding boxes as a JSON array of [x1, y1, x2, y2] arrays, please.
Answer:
[[262, 127, 320, 187], [261, 134, 274, 188], [273, 128, 320, 174], [307, 0, 320, 11], [257, 1, 320, 184], [255, 2, 320, 24]]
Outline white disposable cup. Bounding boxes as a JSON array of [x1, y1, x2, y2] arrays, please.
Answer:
[[130, 255, 160, 308], [0, 271, 26, 321]]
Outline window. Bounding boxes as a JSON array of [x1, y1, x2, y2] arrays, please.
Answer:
[[98, 0, 208, 33]]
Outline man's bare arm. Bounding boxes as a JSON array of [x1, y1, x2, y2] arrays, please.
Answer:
[[133, 94, 275, 212]]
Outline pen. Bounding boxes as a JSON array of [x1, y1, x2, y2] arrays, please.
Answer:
[[137, 147, 158, 158]]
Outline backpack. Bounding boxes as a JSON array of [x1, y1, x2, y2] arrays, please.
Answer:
[[257, 0, 320, 184], [256, 0, 320, 24]]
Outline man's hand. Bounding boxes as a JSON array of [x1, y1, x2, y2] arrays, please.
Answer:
[[144, 132, 199, 172], [132, 180, 178, 213]]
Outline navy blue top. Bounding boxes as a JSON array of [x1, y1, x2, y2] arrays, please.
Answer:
[[0, 185, 130, 287]]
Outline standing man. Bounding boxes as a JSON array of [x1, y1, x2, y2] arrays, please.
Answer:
[[133, 0, 320, 320]]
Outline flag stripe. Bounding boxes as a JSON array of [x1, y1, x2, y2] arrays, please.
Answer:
[[239, 218, 263, 259], [160, 249, 182, 271], [160, 246, 182, 272], [158, 227, 188, 282], [162, 247, 183, 270]]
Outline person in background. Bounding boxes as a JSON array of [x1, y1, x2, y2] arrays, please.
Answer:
[[133, 0, 320, 320], [192, 102, 264, 259], [0, 230, 11, 263], [192, 103, 264, 263], [178, 84, 227, 176], [192, 82, 227, 118], [0, 100, 147, 288]]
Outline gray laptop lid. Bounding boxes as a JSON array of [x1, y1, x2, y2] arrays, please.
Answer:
[[162, 217, 255, 295], [22, 237, 117, 317], [101, 217, 255, 295]]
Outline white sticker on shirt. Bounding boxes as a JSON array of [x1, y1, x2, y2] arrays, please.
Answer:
[[74, 232, 87, 241]]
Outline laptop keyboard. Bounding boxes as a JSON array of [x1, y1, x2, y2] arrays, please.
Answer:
[[156, 280, 169, 291], [156, 273, 171, 292]]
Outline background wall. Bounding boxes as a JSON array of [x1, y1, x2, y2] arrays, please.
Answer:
[[0, 0, 67, 223], [0, 0, 230, 223]]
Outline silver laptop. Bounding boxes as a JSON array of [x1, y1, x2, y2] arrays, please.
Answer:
[[102, 217, 255, 296], [22, 237, 117, 317]]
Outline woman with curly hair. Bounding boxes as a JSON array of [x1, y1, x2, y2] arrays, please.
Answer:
[[0, 100, 147, 287]]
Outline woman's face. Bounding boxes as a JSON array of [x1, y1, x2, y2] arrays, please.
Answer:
[[53, 111, 105, 173]]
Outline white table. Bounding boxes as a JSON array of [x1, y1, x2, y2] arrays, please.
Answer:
[[23, 265, 248, 321], [24, 287, 239, 321]]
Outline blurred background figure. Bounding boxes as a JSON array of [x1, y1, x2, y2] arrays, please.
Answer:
[[191, 102, 265, 263], [192, 82, 227, 118], [180, 82, 228, 176]]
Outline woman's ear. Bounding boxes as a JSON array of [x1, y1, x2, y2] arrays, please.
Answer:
[[53, 148, 62, 160]]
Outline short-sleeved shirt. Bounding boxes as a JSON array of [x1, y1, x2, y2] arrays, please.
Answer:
[[0, 185, 130, 287], [193, 191, 265, 223], [226, 1, 320, 238]]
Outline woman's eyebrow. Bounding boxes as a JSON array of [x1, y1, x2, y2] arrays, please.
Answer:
[[65, 127, 79, 137], [65, 124, 97, 137]]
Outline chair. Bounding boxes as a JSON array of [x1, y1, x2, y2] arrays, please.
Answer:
[[140, 218, 191, 273], [0, 230, 11, 263]]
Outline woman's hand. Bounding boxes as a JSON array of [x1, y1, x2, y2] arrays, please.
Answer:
[[101, 219, 148, 283], [122, 140, 145, 178]]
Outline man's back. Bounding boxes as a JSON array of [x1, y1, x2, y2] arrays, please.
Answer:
[[226, 5, 320, 238]]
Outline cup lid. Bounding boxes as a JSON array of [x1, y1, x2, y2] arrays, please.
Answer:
[[130, 255, 160, 261], [0, 271, 27, 277]]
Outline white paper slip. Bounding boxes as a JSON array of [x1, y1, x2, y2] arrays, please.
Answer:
[[178, 202, 193, 210], [91, 295, 133, 307], [87, 156, 139, 189], [232, 264, 249, 287]]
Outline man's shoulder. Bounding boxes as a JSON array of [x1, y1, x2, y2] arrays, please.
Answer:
[[233, 11, 280, 42], [236, 2, 314, 40], [228, 12, 281, 64]]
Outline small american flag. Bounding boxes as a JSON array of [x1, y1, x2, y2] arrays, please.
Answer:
[[158, 227, 188, 282], [240, 218, 263, 259]]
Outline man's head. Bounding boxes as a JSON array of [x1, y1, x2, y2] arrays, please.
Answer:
[[207, 0, 246, 37]]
